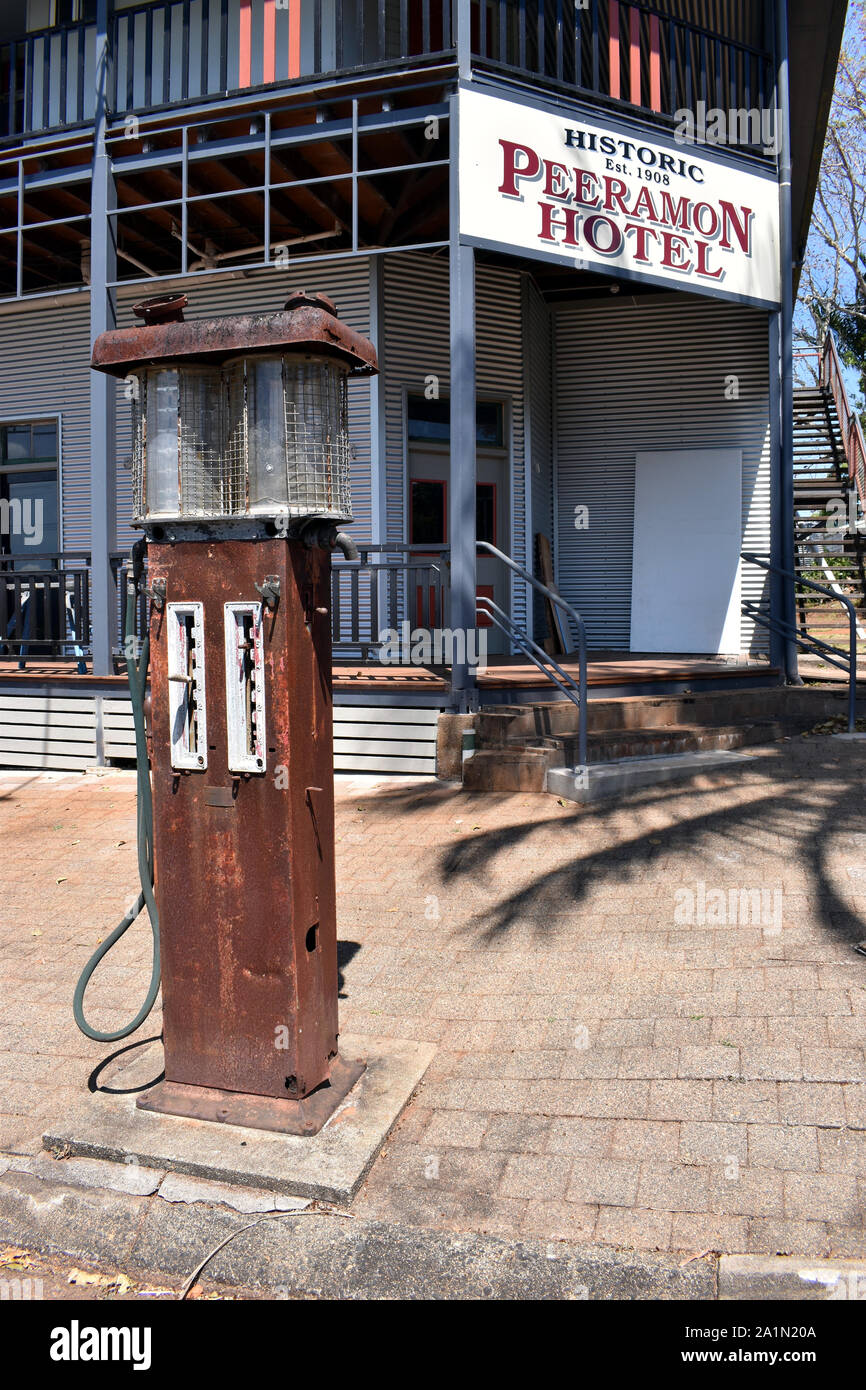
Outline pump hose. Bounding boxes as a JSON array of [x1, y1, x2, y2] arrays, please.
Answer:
[[72, 547, 161, 1041]]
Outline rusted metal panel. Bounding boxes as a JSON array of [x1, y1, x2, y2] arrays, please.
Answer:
[[137, 1056, 365, 1136], [146, 537, 343, 1104], [92, 290, 378, 376]]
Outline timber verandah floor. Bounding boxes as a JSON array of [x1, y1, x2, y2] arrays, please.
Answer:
[[0, 653, 780, 697]]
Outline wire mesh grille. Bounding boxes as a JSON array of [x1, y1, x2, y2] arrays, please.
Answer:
[[131, 357, 353, 524], [282, 360, 352, 520]]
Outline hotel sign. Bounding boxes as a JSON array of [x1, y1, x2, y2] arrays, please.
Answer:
[[459, 88, 781, 308]]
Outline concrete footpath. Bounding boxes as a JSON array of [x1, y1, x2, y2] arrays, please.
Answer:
[[1, 735, 865, 1297]]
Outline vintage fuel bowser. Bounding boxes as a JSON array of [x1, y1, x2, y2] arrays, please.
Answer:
[[76, 290, 378, 1135]]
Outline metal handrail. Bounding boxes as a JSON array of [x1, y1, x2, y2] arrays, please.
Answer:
[[477, 595, 587, 769], [822, 331, 866, 512], [477, 539, 588, 768], [741, 551, 858, 732]]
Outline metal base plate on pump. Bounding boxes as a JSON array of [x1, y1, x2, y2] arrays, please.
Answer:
[[136, 1056, 366, 1136]]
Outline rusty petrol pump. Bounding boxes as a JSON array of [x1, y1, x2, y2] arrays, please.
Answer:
[[87, 290, 378, 1134]]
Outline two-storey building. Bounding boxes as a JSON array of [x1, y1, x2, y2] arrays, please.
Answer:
[[0, 1, 848, 774]]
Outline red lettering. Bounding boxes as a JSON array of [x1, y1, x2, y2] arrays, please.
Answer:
[[498, 141, 542, 198], [719, 201, 753, 254]]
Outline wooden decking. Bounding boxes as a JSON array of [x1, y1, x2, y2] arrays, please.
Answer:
[[0, 653, 779, 696]]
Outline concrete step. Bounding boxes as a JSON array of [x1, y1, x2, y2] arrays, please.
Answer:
[[531, 720, 786, 764], [477, 686, 858, 744], [463, 722, 786, 792]]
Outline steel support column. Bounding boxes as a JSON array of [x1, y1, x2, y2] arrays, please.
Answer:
[[775, 0, 800, 683], [89, 0, 118, 679], [448, 89, 477, 710]]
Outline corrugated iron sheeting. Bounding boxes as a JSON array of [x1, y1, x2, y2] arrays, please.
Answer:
[[382, 251, 529, 633], [552, 293, 772, 654], [0, 297, 91, 551]]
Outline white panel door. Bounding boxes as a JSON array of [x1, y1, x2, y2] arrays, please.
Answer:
[[630, 450, 742, 655]]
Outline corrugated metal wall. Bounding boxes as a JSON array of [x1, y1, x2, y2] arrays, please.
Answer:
[[0, 260, 372, 561], [524, 278, 554, 639], [0, 296, 92, 550], [115, 259, 373, 550], [382, 251, 528, 631], [552, 293, 772, 654]]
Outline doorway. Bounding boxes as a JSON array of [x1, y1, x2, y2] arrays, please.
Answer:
[[406, 395, 511, 657]]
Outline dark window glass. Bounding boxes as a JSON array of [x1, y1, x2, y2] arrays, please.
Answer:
[[407, 396, 505, 447], [476, 483, 495, 544], [0, 422, 60, 565], [476, 401, 504, 447], [410, 480, 446, 545]]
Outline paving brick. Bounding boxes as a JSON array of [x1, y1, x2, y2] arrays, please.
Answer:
[[546, 1117, 613, 1159], [801, 1047, 866, 1083], [707, 1167, 785, 1218], [566, 1157, 640, 1207], [636, 1161, 710, 1213], [595, 1206, 673, 1251], [421, 1111, 491, 1150], [816, 1127, 866, 1175], [747, 1124, 820, 1172], [671, 1211, 750, 1254], [713, 1080, 779, 1123], [609, 1119, 680, 1162], [747, 1219, 830, 1257], [648, 1080, 714, 1122], [679, 1122, 747, 1165], [520, 1199, 598, 1244], [826, 1224, 866, 1258], [739, 1047, 802, 1081], [498, 1154, 574, 1202], [784, 1172, 862, 1223], [777, 1081, 847, 1126]]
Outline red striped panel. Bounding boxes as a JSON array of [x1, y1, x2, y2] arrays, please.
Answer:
[[239, 0, 252, 87], [288, 0, 301, 78], [608, 0, 620, 101], [649, 14, 662, 111], [629, 5, 641, 105], [262, 0, 276, 83]]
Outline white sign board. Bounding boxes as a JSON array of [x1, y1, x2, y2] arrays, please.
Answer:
[[630, 450, 743, 655], [459, 88, 781, 308]]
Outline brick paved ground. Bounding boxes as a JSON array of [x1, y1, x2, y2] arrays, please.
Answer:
[[1, 737, 865, 1259]]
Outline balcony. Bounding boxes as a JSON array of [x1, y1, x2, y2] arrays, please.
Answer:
[[0, 1, 774, 149]]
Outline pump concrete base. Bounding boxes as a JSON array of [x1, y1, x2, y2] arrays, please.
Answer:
[[43, 1035, 434, 1205], [136, 1056, 366, 1136]]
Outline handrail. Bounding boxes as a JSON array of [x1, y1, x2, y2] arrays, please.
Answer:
[[477, 539, 588, 769], [822, 331, 866, 513], [477, 595, 587, 769], [741, 551, 858, 733]]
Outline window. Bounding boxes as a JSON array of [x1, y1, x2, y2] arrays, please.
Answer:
[[410, 479, 446, 545], [51, 1, 97, 26], [407, 395, 505, 448], [410, 477, 496, 549], [0, 420, 60, 568], [476, 482, 496, 545]]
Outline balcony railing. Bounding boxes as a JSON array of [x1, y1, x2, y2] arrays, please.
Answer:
[[472, 0, 774, 132], [0, 553, 91, 666], [0, 16, 96, 139], [0, 2, 774, 147], [110, 0, 454, 114]]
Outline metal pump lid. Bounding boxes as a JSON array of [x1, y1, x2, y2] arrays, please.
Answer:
[[91, 290, 378, 377]]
